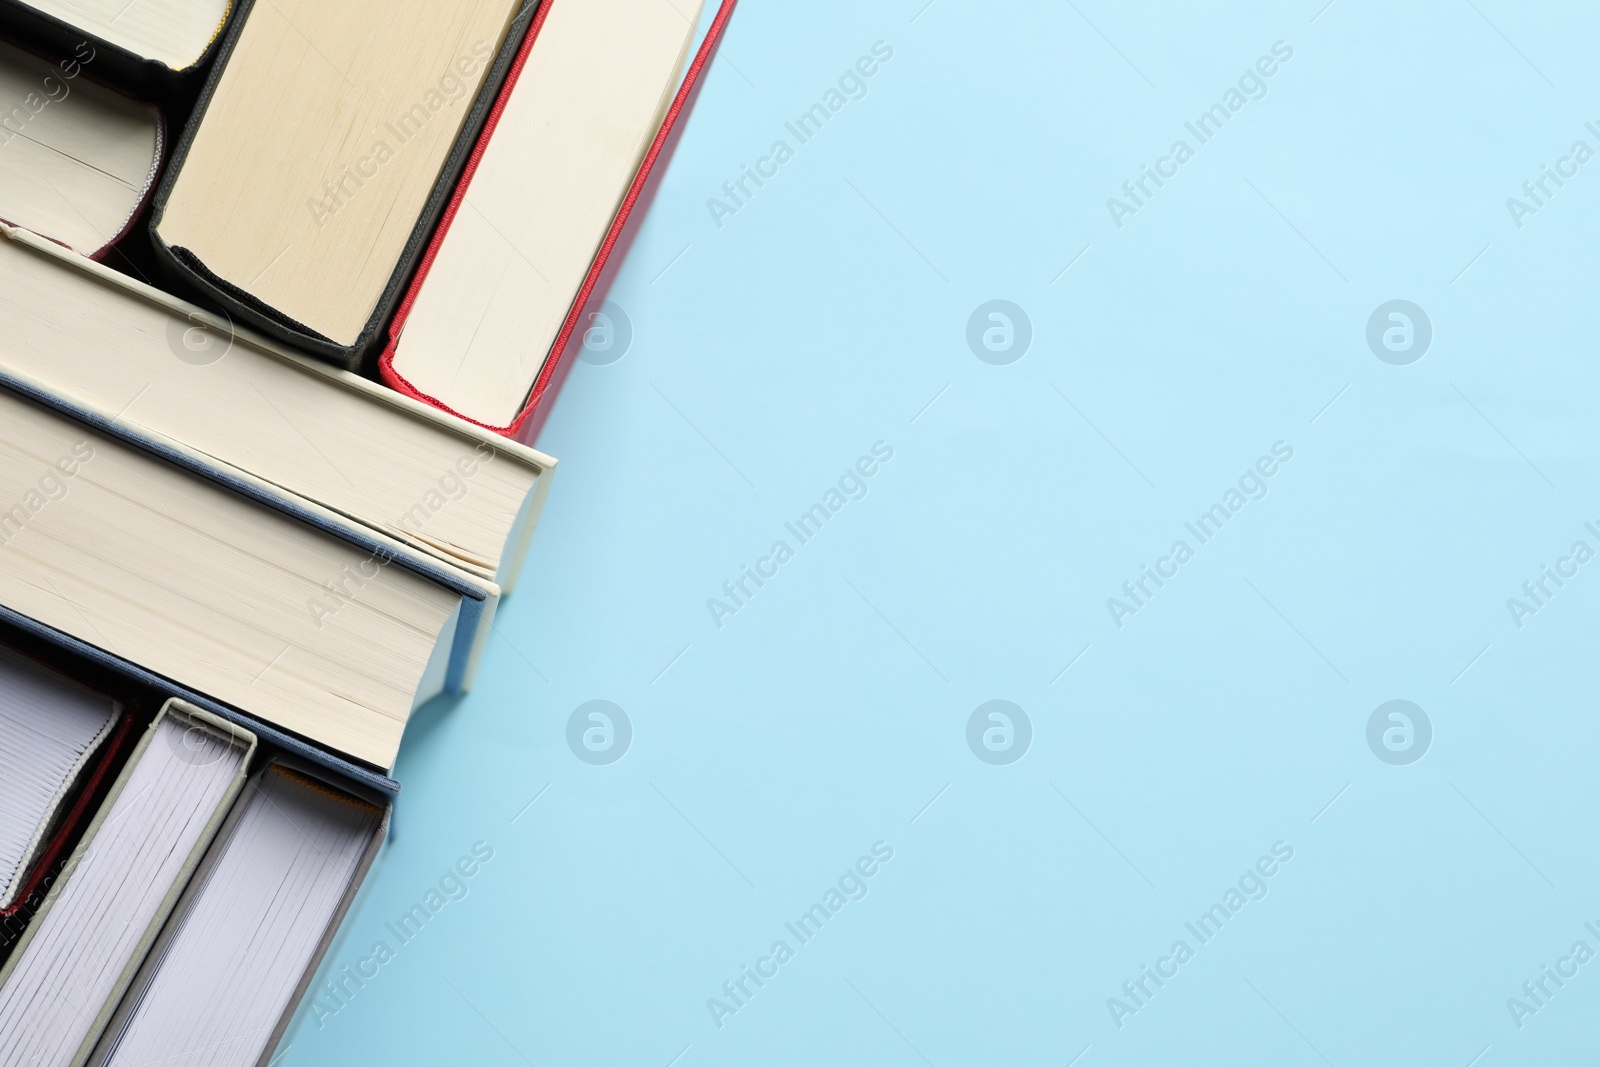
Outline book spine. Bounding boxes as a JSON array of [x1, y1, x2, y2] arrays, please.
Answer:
[[377, 0, 742, 442]]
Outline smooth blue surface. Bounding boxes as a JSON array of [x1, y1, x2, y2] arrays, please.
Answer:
[[283, 2, 1600, 1064]]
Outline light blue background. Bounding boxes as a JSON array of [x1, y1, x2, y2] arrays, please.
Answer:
[[283, 2, 1600, 1064]]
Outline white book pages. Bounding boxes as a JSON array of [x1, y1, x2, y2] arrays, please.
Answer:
[[102, 766, 381, 1067], [0, 652, 116, 909], [0, 714, 244, 1067]]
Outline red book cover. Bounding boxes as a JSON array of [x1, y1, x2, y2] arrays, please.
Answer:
[[379, 0, 738, 445]]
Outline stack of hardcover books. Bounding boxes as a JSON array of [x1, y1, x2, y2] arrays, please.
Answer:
[[0, 0, 734, 1061]]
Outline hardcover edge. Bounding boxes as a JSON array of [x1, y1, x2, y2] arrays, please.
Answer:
[[144, 0, 543, 369], [0, 687, 123, 913], [255, 759, 389, 1067], [0, 35, 167, 260], [68, 702, 257, 1067], [0, 367, 497, 599], [0, 600, 401, 792], [87, 100, 164, 263], [0, 700, 255, 1067], [0, 711, 135, 920], [377, 0, 740, 442], [0, 0, 229, 97], [0, 222, 556, 592], [0, 372, 498, 765], [83, 755, 390, 1067]]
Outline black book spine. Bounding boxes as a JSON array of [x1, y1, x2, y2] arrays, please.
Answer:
[[146, 0, 545, 373]]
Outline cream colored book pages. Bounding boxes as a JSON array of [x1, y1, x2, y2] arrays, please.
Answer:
[[0, 40, 159, 255], [21, 0, 230, 69], [157, 0, 522, 345], [0, 390, 461, 768], [0, 713, 245, 1067], [390, 0, 701, 426], [0, 226, 554, 588]]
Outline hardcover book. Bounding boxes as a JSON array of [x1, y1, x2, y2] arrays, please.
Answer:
[[148, 0, 540, 368], [0, 560, 401, 1066], [381, 0, 739, 442], [0, 649, 393, 1067], [0, 374, 499, 771], [0, 646, 130, 917], [0, 37, 161, 257], [0, 0, 733, 1060], [89, 757, 389, 1067], [0, 0, 232, 95], [0, 701, 256, 1067], [0, 224, 556, 593]]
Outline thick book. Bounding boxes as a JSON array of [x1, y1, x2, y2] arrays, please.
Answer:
[[0, 713, 134, 965], [0, 646, 130, 915], [0, 223, 556, 593], [0, 590, 393, 1067], [381, 0, 739, 443], [88, 758, 388, 1067], [0, 36, 161, 257], [0, 373, 500, 771], [0, 0, 233, 96], [0, 592, 402, 796], [0, 701, 256, 1067], [147, 0, 540, 369]]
